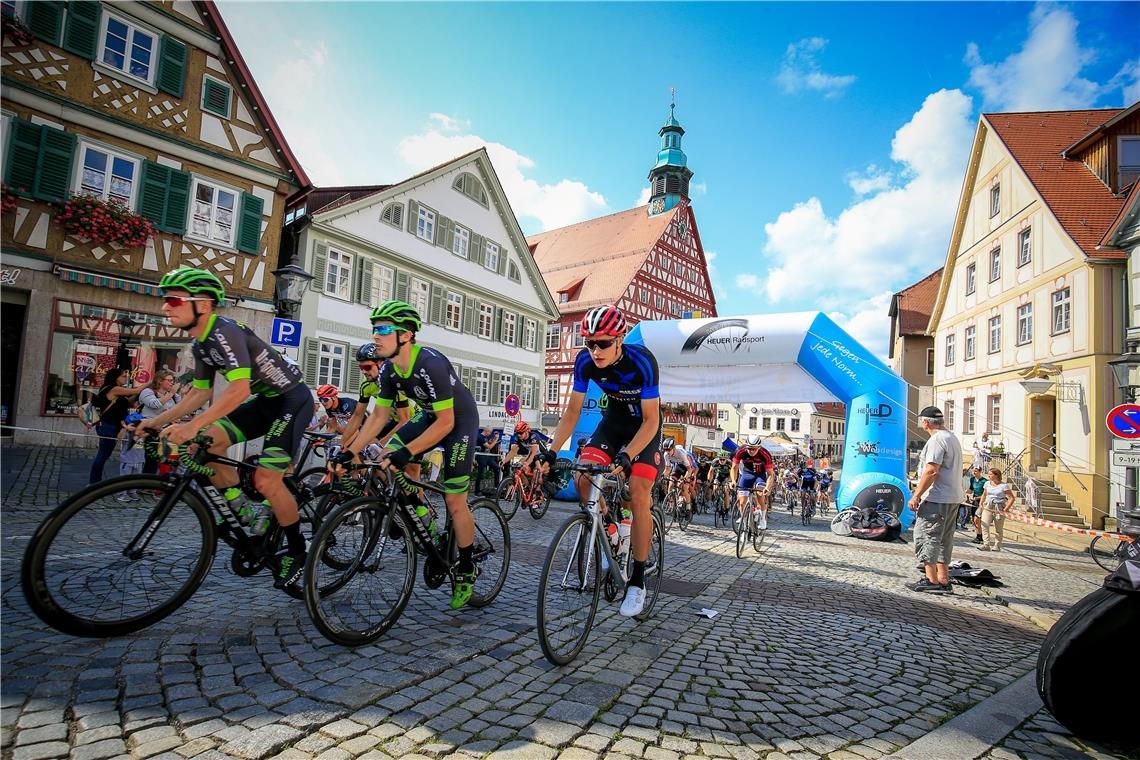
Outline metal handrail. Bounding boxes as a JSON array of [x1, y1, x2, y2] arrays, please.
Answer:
[[1046, 445, 1089, 492]]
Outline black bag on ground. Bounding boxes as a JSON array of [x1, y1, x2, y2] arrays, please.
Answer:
[[849, 506, 900, 541], [947, 561, 1004, 587], [1036, 585, 1140, 751]]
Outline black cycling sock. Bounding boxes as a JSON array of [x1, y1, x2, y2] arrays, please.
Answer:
[[282, 520, 305, 555], [629, 560, 645, 589], [457, 543, 474, 575]]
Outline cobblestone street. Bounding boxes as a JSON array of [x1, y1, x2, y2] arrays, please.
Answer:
[[0, 447, 1126, 760]]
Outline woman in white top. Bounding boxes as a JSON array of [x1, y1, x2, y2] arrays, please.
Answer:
[[979, 467, 1013, 551], [137, 370, 181, 475]]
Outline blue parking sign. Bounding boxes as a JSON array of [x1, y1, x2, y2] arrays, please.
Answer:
[[271, 318, 302, 347]]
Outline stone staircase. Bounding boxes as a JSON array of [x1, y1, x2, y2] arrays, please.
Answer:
[[1020, 462, 1088, 527]]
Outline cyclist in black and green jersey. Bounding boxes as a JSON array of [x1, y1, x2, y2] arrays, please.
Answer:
[[337, 301, 480, 609], [134, 267, 313, 589], [340, 342, 412, 451]]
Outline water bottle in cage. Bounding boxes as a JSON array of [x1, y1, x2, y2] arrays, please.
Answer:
[[616, 509, 632, 563]]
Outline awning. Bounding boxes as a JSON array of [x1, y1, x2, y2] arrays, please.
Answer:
[[54, 264, 161, 296]]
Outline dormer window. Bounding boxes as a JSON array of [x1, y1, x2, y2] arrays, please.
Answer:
[[99, 12, 157, 86], [452, 172, 488, 206], [380, 202, 403, 228], [1120, 136, 1140, 189]]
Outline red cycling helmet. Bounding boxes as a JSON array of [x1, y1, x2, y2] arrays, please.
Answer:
[[316, 384, 339, 399], [514, 421, 531, 435], [581, 305, 626, 337]]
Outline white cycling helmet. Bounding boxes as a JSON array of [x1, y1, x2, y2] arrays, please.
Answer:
[[743, 434, 762, 447]]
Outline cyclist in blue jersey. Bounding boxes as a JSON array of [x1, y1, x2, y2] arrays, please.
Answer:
[[549, 305, 663, 617]]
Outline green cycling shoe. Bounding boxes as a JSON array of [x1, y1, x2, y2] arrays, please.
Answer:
[[450, 568, 479, 609]]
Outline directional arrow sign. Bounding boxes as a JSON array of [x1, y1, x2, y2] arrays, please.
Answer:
[[1106, 403, 1140, 439]]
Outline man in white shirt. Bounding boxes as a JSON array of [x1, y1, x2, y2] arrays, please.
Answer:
[[908, 406, 963, 594]]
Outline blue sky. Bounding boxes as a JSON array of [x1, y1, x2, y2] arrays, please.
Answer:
[[220, 1, 1139, 358]]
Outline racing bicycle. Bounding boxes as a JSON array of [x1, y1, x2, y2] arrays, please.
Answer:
[[736, 487, 770, 558], [495, 459, 550, 521]]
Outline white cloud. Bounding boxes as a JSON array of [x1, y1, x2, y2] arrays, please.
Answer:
[[428, 113, 469, 133], [828, 291, 896, 363], [846, 165, 893, 196], [635, 186, 652, 207], [965, 4, 1102, 111], [735, 272, 760, 290], [691, 181, 708, 196], [1107, 60, 1140, 106], [705, 250, 728, 302], [397, 126, 607, 232], [777, 37, 856, 98]]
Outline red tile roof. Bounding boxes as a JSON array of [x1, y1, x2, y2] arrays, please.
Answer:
[[813, 402, 846, 417], [308, 185, 392, 214], [985, 109, 1126, 260], [528, 204, 680, 314], [891, 268, 943, 336]]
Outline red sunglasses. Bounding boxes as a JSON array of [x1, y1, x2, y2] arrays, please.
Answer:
[[163, 296, 212, 307]]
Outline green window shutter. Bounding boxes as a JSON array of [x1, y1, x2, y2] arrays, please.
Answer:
[[462, 298, 476, 334], [493, 306, 503, 342], [347, 359, 361, 394], [395, 271, 409, 302], [5, 119, 43, 193], [406, 200, 419, 233], [236, 192, 263, 254], [460, 366, 472, 390], [498, 247, 508, 276], [302, 338, 318, 387], [434, 214, 449, 247], [491, 371, 501, 403], [62, 0, 101, 59], [26, 1, 64, 45], [444, 220, 456, 252], [163, 169, 191, 234], [35, 126, 76, 202], [310, 241, 328, 292], [156, 36, 188, 98], [356, 260, 374, 305], [201, 77, 232, 118], [138, 160, 169, 226], [429, 284, 445, 326], [471, 233, 485, 265]]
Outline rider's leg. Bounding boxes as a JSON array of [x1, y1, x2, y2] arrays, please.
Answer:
[[627, 475, 653, 581], [203, 424, 238, 490]]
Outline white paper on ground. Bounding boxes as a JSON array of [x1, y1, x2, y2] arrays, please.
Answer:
[[699, 608, 719, 619]]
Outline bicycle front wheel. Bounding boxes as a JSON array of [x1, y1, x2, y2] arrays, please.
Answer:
[[303, 497, 416, 647], [736, 511, 749, 558], [495, 477, 522, 521], [537, 513, 602, 665], [21, 476, 214, 638], [636, 509, 666, 622], [1089, 536, 1125, 572], [468, 498, 510, 607], [753, 511, 767, 552]]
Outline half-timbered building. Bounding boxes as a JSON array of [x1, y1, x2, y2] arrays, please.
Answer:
[[529, 106, 717, 428], [0, 0, 308, 445]]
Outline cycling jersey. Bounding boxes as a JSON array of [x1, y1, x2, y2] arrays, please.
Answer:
[[818, 475, 833, 490], [712, 460, 733, 480], [325, 397, 358, 425], [509, 433, 546, 458], [192, 315, 302, 396], [572, 343, 660, 422], [733, 446, 774, 476], [800, 469, 818, 488]]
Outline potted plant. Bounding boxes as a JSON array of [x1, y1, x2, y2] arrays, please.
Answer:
[[53, 195, 155, 248]]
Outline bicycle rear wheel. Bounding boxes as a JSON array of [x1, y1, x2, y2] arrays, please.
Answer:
[[662, 492, 677, 534], [303, 497, 416, 646], [677, 499, 691, 532], [467, 498, 510, 607], [22, 476, 214, 637], [537, 513, 602, 665], [495, 477, 522, 521], [1089, 536, 1125, 572]]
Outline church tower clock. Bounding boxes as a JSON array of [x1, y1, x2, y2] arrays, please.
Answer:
[[647, 96, 693, 217]]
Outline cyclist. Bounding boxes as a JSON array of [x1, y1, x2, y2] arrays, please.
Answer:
[[664, 443, 697, 513], [782, 466, 798, 512], [336, 301, 480, 610], [817, 469, 834, 513], [500, 421, 548, 500], [549, 304, 662, 617], [340, 343, 412, 452], [134, 267, 313, 589], [709, 451, 733, 514], [316, 384, 358, 435], [731, 435, 775, 530]]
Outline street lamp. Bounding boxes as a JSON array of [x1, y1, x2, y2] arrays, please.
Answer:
[[1108, 351, 1140, 402], [272, 263, 313, 320]]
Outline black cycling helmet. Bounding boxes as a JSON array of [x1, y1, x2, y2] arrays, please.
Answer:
[[356, 342, 382, 362]]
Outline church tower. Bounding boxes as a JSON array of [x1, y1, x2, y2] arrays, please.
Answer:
[[647, 97, 693, 217]]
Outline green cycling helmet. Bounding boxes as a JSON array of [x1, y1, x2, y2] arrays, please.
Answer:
[[370, 300, 422, 331], [160, 267, 226, 303]]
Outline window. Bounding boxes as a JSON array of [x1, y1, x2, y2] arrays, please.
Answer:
[[416, 205, 435, 242], [370, 264, 394, 305], [963, 398, 976, 435], [473, 369, 490, 405], [201, 75, 232, 119], [926, 348, 934, 375], [559, 293, 569, 303], [790, 418, 800, 432], [187, 177, 237, 247], [1018, 228, 1032, 267], [964, 325, 976, 360], [1119, 136, 1140, 188], [1016, 303, 1032, 345], [670, 302, 682, 317], [761, 417, 771, 431], [989, 184, 1000, 218], [987, 395, 1002, 434], [545, 378, 559, 405], [1052, 288, 1071, 334], [524, 319, 536, 351], [989, 247, 1000, 282], [445, 292, 462, 331], [946, 400, 955, 432], [497, 374, 512, 405], [100, 12, 156, 85], [43, 299, 189, 416], [965, 263, 976, 295], [324, 248, 352, 299], [408, 277, 430, 317], [775, 417, 786, 431], [74, 141, 139, 208], [655, 294, 665, 309], [318, 341, 346, 387], [572, 331, 585, 348], [452, 224, 469, 259], [988, 316, 1001, 353], [508, 262, 520, 282], [501, 312, 516, 345], [748, 417, 758, 430], [484, 241, 500, 271], [380, 202, 403, 228], [945, 334, 956, 366], [717, 410, 728, 421], [519, 377, 533, 408], [452, 172, 488, 206], [545, 322, 561, 349], [639, 290, 649, 304]]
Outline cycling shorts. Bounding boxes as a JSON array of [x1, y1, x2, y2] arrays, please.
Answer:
[[579, 416, 663, 482], [215, 383, 313, 472], [737, 471, 767, 495], [388, 410, 475, 494], [671, 463, 689, 479]]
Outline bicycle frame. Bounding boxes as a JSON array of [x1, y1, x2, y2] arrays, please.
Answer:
[[561, 469, 629, 598]]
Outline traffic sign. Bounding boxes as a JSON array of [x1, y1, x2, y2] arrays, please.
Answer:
[[504, 393, 520, 416], [1113, 451, 1140, 468], [1106, 403, 1140, 439], [271, 318, 302, 347]]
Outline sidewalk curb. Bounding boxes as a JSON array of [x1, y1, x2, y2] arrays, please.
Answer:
[[888, 672, 1041, 760]]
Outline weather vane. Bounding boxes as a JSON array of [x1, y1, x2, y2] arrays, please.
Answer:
[[670, 86, 676, 115]]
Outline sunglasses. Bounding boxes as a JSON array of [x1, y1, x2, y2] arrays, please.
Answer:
[[585, 339, 616, 351], [372, 324, 408, 336], [163, 296, 212, 307]]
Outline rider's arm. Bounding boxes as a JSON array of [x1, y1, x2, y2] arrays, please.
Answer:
[[501, 443, 519, 466], [622, 397, 661, 459], [348, 404, 392, 456], [340, 403, 368, 447], [550, 391, 585, 454]]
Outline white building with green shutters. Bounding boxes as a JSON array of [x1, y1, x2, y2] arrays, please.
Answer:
[[282, 148, 559, 430]]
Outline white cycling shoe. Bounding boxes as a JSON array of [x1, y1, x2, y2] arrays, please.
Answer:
[[757, 513, 768, 530], [619, 585, 646, 617]]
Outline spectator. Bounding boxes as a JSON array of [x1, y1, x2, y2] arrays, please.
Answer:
[[136, 370, 182, 475], [979, 467, 1013, 552], [973, 432, 993, 469], [964, 466, 987, 542], [88, 368, 144, 484], [474, 427, 502, 494], [908, 405, 963, 594]]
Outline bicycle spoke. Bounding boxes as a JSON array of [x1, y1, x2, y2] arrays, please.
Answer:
[[538, 516, 601, 665]]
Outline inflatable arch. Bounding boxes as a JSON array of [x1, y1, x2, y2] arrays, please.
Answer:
[[556, 312, 914, 529]]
